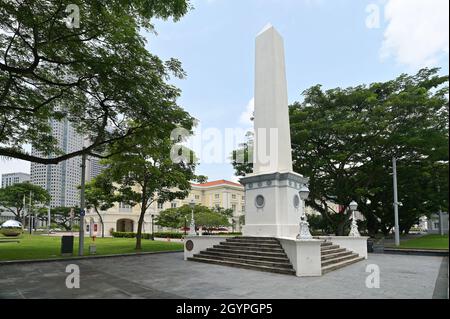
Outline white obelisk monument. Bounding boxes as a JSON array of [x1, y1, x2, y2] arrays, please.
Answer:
[[241, 24, 308, 239]]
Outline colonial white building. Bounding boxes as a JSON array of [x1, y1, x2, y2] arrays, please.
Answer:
[[84, 180, 245, 236]]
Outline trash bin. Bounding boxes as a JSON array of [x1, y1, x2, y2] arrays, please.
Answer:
[[61, 235, 74, 256]]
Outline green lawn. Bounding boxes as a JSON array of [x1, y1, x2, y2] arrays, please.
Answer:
[[397, 234, 449, 250], [0, 234, 183, 261]]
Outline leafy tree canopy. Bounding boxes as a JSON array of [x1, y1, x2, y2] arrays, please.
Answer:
[[0, 182, 50, 220], [232, 68, 449, 236], [101, 123, 206, 249], [156, 204, 230, 229], [0, 0, 192, 164]]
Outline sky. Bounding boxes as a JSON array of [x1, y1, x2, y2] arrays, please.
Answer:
[[1, 0, 449, 183]]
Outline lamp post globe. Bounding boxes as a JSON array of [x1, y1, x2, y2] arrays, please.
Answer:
[[299, 185, 310, 201], [349, 200, 358, 212]]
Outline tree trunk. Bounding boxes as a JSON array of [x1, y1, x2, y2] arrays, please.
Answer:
[[336, 221, 346, 236], [135, 184, 148, 250], [135, 209, 145, 250], [94, 207, 105, 238]]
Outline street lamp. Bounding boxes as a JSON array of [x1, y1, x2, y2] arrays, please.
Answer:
[[189, 199, 196, 236], [297, 185, 312, 239], [348, 200, 360, 237], [151, 214, 155, 240], [184, 216, 187, 236]]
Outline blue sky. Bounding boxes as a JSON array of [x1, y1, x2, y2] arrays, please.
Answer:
[[145, 0, 449, 182], [1, 0, 449, 183]]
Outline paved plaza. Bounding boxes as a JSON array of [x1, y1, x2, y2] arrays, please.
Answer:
[[0, 253, 447, 299]]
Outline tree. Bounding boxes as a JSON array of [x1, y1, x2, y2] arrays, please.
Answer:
[[0, 0, 192, 164], [0, 182, 50, 225], [231, 131, 253, 176], [84, 174, 119, 238], [103, 123, 206, 250], [44, 206, 79, 231], [232, 68, 449, 236], [156, 204, 230, 232]]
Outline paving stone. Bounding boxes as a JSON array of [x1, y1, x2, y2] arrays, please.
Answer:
[[0, 253, 446, 299]]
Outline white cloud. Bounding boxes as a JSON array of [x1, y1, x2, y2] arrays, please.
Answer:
[[380, 0, 449, 69], [229, 175, 241, 183], [0, 159, 30, 177], [239, 98, 254, 127]]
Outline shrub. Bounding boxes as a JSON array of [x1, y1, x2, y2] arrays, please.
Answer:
[[111, 231, 242, 239], [111, 231, 138, 238], [153, 232, 184, 239], [111, 231, 175, 239]]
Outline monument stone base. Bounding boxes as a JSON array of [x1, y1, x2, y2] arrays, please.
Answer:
[[242, 224, 299, 238], [240, 171, 309, 239]]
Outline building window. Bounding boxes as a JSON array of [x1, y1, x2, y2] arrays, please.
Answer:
[[232, 204, 236, 212], [119, 202, 130, 209], [242, 205, 245, 212], [215, 194, 220, 199], [232, 194, 236, 199], [157, 202, 163, 209], [242, 196, 245, 201], [195, 195, 200, 199], [171, 202, 177, 208]]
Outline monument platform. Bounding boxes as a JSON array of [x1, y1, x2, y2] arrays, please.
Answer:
[[184, 235, 367, 277]]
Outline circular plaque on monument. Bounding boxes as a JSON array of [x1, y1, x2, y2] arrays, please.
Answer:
[[186, 240, 194, 251], [255, 195, 265, 208]]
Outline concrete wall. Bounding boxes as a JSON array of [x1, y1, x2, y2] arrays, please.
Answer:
[[317, 236, 369, 259], [184, 236, 231, 260], [279, 238, 322, 276]]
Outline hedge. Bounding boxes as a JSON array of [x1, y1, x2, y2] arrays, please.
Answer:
[[111, 231, 183, 239], [111, 231, 242, 239]]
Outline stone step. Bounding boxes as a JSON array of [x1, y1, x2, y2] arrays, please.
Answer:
[[321, 247, 347, 255], [321, 253, 359, 267], [321, 241, 333, 247], [188, 256, 296, 275], [213, 244, 285, 253], [194, 253, 293, 269], [322, 256, 365, 274], [321, 244, 340, 251], [220, 242, 282, 249], [207, 247, 288, 258], [226, 238, 280, 244], [200, 250, 290, 263], [238, 236, 279, 240], [321, 250, 353, 261]]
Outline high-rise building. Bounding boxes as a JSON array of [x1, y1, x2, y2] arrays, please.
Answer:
[[86, 156, 107, 181], [30, 118, 84, 208], [1, 172, 30, 188]]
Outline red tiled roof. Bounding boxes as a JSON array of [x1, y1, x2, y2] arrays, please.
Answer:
[[191, 179, 243, 188]]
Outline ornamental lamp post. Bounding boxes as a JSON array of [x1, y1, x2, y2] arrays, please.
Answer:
[[189, 199, 196, 236], [297, 185, 312, 240], [348, 200, 360, 237]]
